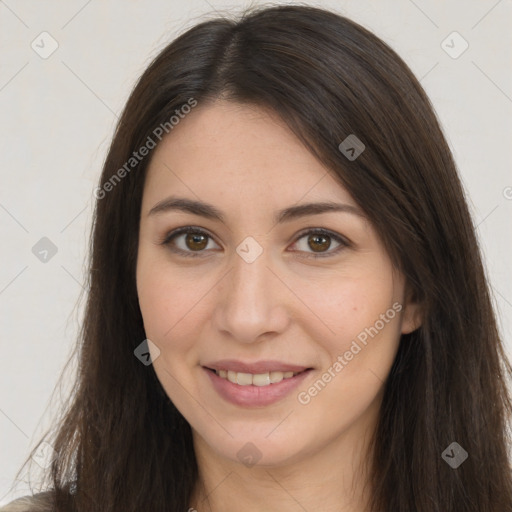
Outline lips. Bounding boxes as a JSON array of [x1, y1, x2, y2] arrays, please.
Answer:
[[202, 359, 311, 374], [203, 365, 312, 407], [201, 359, 313, 407]]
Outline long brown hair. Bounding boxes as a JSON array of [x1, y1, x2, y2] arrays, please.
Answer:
[[9, 4, 512, 511]]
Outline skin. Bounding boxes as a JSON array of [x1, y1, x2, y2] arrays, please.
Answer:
[[136, 100, 422, 512]]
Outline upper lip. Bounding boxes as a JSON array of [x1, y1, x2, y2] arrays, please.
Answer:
[[203, 359, 311, 374]]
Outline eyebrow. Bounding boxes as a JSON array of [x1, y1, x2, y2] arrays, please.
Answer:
[[147, 196, 366, 224]]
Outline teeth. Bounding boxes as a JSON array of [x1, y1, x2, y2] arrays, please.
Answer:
[[215, 369, 299, 386]]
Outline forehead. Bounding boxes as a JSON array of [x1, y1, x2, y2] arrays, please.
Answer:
[[142, 100, 357, 211]]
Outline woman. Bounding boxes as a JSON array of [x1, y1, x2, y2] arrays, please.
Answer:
[[2, 4, 511, 511]]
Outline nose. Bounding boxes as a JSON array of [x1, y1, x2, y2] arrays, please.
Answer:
[[212, 244, 291, 344]]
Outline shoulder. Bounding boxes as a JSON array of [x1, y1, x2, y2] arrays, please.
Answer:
[[0, 491, 54, 512]]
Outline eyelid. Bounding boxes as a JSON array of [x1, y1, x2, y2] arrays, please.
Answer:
[[158, 225, 350, 258], [290, 227, 350, 258], [157, 226, 218, 257]]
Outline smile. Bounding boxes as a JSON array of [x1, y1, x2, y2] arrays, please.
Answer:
[[203, 366, 312, 407], [213, 369, 302, 386]]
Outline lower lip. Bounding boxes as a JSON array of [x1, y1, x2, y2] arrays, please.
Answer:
[[203, 367, 312, 407]]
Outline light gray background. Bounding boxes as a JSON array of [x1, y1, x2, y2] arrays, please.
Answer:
[[1, 0, 511, 504]]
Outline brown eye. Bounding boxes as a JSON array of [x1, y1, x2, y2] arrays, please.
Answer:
[[184, 232, 208, 251], [161, 226, 349, 259], [161, 227, 219, 257], [307, 233, 332, 253], [291, 229, 349, 258]]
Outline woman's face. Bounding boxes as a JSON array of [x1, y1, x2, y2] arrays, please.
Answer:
[[136, 100, 420, 467]]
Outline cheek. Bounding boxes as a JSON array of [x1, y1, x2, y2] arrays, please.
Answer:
[[296, 285, 402, 422], [136, 254, 218, 366], [137, 257, 193, 347], [307, 270, 402, 371]]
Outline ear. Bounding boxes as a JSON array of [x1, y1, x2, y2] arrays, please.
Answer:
[[400, 286, 423, 335]]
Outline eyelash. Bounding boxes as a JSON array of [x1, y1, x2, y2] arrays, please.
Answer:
[[158, 226, 350, 259]]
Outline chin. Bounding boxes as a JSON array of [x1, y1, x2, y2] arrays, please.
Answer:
[[194, 424, 314, 468]]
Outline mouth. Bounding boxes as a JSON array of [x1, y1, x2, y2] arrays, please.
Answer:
[[202, 364, 313, 407], [204, 367, 310, 386]]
